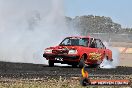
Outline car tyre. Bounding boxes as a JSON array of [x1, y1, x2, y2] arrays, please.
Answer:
[[72, 63, 78, 68], [48, 60, 54, 67], [78, 55, 85, 68]]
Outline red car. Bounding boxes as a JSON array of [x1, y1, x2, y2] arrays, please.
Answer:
[[43, 36, 112, 68]]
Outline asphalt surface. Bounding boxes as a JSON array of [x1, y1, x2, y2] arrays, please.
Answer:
[[0, 61, 132, 79]]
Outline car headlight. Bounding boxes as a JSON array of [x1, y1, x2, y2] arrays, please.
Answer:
[[44, 49, 52, 53], [68, 50, 77, 54]]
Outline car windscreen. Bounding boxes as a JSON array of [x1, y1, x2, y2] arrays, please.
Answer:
[[59, 37, 89, 47]]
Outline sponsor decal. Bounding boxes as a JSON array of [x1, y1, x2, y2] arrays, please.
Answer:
[[89, 52, 101, 60], [81, 67, 130, 86], [90, 79, 130, 85]]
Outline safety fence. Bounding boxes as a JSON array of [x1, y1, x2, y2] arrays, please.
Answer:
[[90, 33, 132, 42], [115, 47, 132, 54]]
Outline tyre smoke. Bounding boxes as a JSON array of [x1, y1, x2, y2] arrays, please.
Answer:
[[100, 42, 120, 69], [0, 0, 76, 64]]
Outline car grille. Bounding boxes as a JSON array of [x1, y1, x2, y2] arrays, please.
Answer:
[[52, 50, 68, 54]]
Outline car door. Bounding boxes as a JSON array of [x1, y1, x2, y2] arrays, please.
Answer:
[[87, 38, 100, 62], [95, 39, 106, 61]]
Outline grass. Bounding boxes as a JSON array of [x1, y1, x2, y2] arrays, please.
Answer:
[[0, 78, 81, 88], [0, 77, 131, 88]]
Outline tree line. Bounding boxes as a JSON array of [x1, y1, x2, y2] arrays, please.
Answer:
[[65, 15, 132, 35]]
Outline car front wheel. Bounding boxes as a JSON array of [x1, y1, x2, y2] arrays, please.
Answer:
[[48, 60, 54, 67], [78, 55, 85, 68]]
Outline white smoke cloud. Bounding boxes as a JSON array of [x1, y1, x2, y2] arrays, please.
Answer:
[[100, 42, 120, 69], [0, 0, 75, 64]]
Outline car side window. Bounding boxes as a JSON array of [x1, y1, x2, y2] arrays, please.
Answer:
[[95, 39, 105, 49], [100, 41, 106, 49], [95, 39, 100, 48], [89, 38, 96, 48]]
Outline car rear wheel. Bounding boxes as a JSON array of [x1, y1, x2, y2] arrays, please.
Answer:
[[48, 60, 54, 67], [99, 56, 113, 68], [78, 55, 85, 68]]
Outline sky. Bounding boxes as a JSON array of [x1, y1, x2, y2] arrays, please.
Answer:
[[64, 0, 132, 28]]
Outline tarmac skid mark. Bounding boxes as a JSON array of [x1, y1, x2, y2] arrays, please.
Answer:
[[0, 61, 132, 79]]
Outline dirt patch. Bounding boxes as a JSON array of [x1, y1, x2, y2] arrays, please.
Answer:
[[120, 54, 132, 67]]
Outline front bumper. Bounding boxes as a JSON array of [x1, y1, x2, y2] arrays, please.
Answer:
[[43, 53, 80, 61]]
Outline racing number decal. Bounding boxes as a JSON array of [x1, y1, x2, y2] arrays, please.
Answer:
[[89, 52, 101, 60]]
